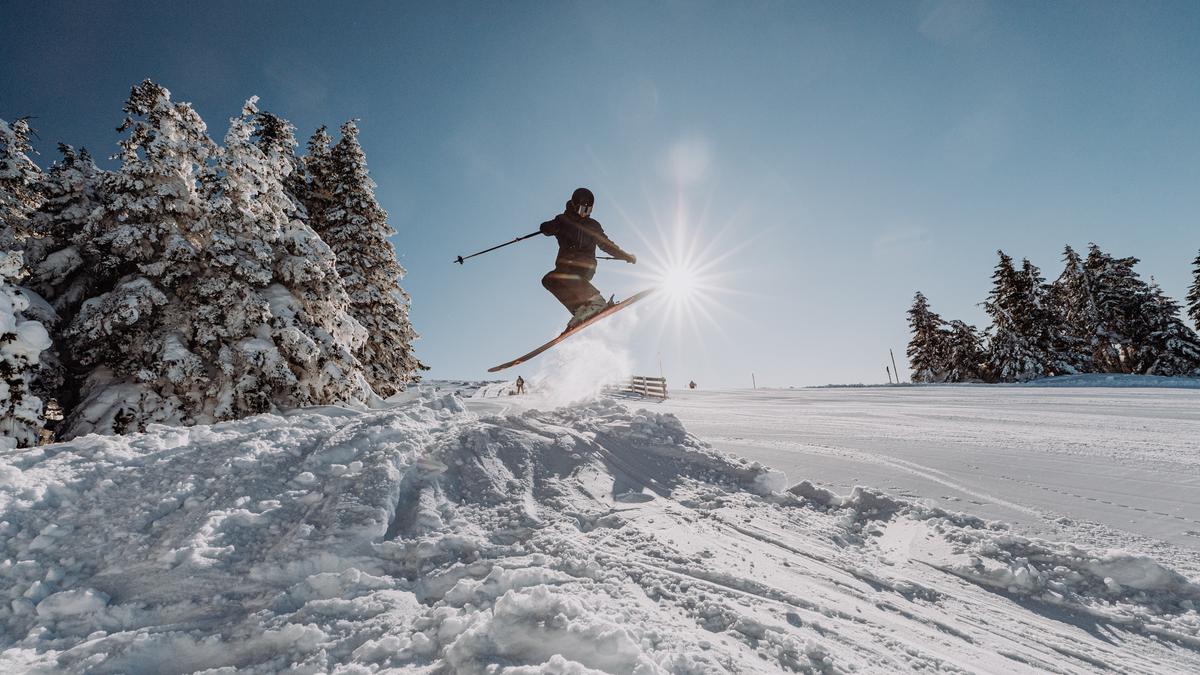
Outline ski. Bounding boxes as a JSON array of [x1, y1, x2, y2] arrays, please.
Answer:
[[488, 289, 654, 372]]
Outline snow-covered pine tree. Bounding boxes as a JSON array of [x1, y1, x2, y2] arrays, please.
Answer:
[[1019, 258, 1075, 376], [187, 97, 370, 420], [1083, 244, 1152, 373], [942, 319, 988, 383], [906, 291, 948, 383], [0, 117, 44, 249], [312, 120, 425, 397], [66, 80, 215, 295], [1134, 281, 1200, 376], [0, 251, 51, 449], [59, 80, 217, 436], [1187, 250, 1200, 331], [60, 89, 378, 438], [1046, 245, 1096, 373], [985, 251, 1055, 382], [14, 145, 106, 415], [26, 145, 105, 308], [256, 111, 307, 207], [302, 125, 336, 227]]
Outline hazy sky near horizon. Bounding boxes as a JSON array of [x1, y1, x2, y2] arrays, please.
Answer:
[[3, 1, 1198, 387]]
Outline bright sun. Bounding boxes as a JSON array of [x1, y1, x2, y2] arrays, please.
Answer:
[[659, 264, 699, 301], [600, 188, 750, 353], [614, 208, 744, 344]]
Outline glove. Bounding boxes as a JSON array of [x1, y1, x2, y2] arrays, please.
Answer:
[[624, 252, 637, 264]]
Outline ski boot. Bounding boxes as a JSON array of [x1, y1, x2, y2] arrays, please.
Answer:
[[563, 295, 611, 333]]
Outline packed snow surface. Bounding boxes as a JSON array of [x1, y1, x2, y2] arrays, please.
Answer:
[[656, 385, 1200, 574], [1021, 373, 1200, 388], [1, 387, 1199, 673]]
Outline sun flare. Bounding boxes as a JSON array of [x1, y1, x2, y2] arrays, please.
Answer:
[[658, 264, 699, 301], [612, 211, 745, 346], [597, 183, 756, 360]]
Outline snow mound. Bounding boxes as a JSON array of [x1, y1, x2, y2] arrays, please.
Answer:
[[0, 393, 784, 673], [3, 393, 1198, 673], [945, 533, 1200, 610], [789, 481, 1200, 643]]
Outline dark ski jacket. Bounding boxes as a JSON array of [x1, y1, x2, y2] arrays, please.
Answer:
[[540, 211, 628, 273]]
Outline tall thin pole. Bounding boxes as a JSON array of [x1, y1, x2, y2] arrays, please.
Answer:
[[889, 349, 901, 384], [752, 372, 757, 390], [886, 366, 893, 384], [453, 230, 541, 265]]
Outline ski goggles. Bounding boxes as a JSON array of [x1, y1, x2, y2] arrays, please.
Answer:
[[575, 202, 593, 218]]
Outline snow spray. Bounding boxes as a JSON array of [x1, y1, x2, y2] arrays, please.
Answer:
[[530, 307, 639, 406]]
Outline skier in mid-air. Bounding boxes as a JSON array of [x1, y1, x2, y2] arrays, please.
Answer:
[[540, 187, 637, 332]]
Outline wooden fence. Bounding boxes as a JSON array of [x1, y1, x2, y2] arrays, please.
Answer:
[[607, 376, 668, 400]]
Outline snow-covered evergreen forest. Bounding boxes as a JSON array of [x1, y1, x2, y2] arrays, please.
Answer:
[[0, 81, 424, 448], [908, 245, 1200, 383]]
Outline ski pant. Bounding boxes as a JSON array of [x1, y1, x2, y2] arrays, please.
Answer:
[[542, 262, 601, 314]]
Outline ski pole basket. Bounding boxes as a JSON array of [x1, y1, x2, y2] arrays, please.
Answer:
[[606, 376, 668, 400]]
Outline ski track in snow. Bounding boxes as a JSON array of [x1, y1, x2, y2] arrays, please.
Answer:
[[0, 386, 1197, 673], [656, 386, 1200, 578]]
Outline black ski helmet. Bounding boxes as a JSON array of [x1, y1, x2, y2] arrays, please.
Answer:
[[569, 187, 594, 218], [570, 187, 594, 208]]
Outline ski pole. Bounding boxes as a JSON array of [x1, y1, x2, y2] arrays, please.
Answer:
[[454, 230, 541, 265]]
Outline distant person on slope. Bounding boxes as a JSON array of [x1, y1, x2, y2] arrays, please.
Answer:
[[540, 187, 637, 332]]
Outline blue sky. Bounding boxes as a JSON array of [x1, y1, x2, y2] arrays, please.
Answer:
[[3, 1, 1198, 387]]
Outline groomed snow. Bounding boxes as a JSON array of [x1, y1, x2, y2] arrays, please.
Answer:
[[656, 384, 1200, 576], [1, 387, 1198, 673]]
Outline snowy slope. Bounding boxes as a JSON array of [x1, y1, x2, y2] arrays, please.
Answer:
[[659, 386, 1200, 576], [1020, 373, 1200, 388], [420, 380, 517, 399], [1, 390, 1198, 672]]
